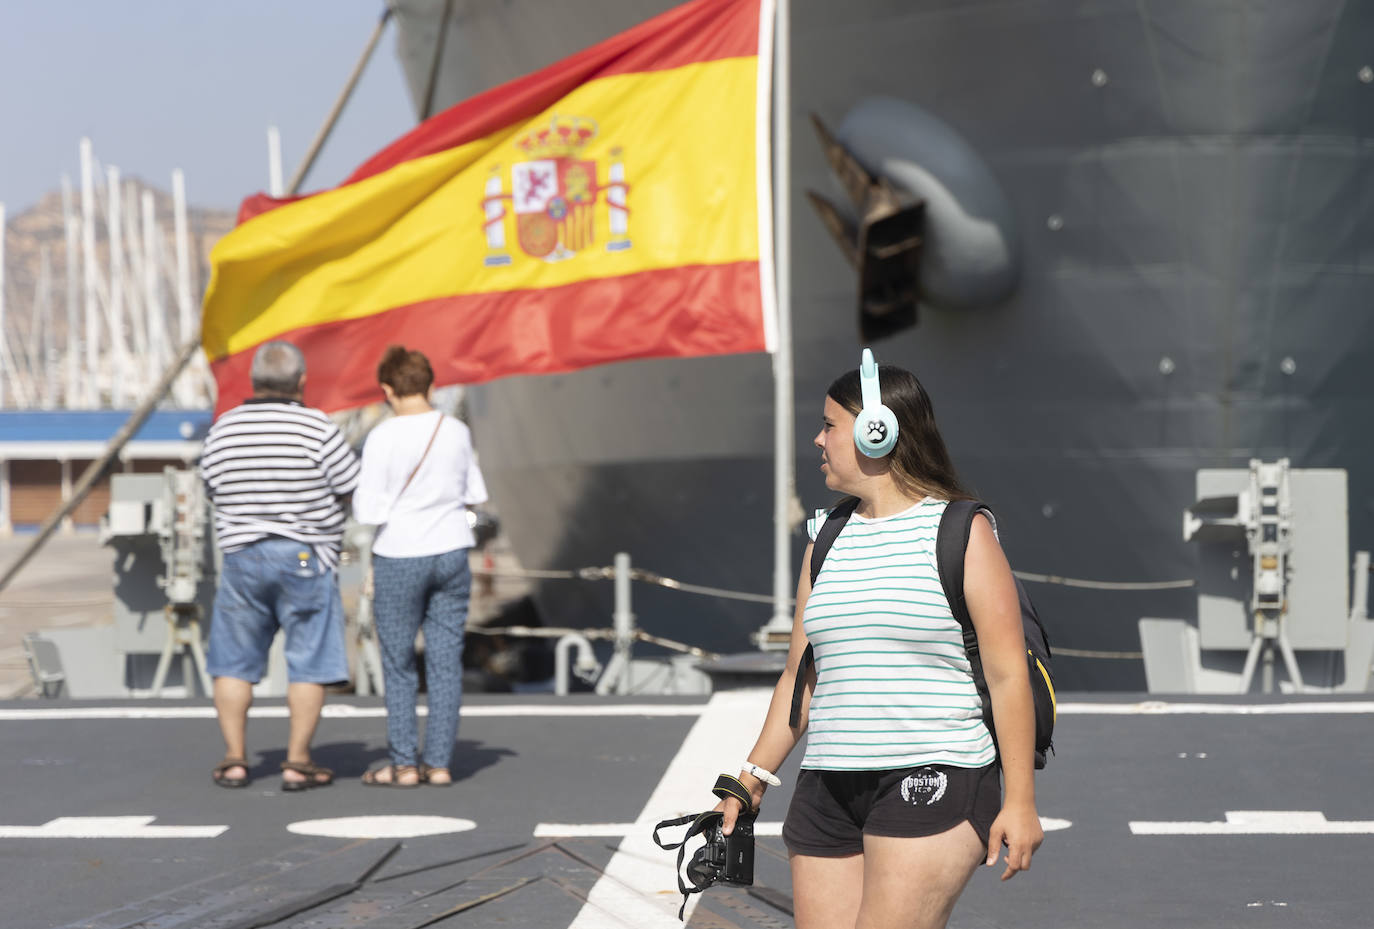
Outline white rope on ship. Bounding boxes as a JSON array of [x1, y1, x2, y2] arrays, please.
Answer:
[[473, 565, 780, 604], [1012, 571, 1195, 591], [473, 564, 1197, 598], [469, 563, 1194, 661], [627, 568, 779, 605], [468, 623, 719, 660], [1050, 646, 1144, 660]]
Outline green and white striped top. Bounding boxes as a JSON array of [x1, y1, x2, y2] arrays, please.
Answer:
[[800, 497, 997, 771]]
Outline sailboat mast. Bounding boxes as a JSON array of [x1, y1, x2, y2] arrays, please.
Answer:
[[61, 177, 79, 408], [80, 138, 98, 408], [107, 165, 128, 407]]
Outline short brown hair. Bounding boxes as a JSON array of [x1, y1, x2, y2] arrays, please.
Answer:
[[377, 345, 434, 397]]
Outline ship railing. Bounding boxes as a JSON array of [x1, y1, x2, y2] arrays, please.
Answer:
[[443, 554, 1203, 695]]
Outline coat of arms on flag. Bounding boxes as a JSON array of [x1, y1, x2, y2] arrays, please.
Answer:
[[482, 115, 632, 266], [202, 0, 775, 416]]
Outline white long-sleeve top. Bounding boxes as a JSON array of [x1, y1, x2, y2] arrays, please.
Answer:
[[353, 410, 488, 558]]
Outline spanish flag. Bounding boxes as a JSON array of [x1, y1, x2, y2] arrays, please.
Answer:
[[202, 0, 777, 415]]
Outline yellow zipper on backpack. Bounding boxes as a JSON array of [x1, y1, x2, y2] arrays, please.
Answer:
[[1030, 650, 1057, 722]]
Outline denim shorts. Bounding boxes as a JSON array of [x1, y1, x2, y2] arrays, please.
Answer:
[[206, 537, 349, 685]]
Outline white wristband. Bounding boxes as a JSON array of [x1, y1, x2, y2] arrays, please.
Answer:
[[740, 762, 782, 787]]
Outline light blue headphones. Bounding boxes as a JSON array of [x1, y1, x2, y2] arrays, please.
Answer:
[[854, 348, 899, 458]]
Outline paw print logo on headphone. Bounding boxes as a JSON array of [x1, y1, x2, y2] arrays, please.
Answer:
[[865, 421, 888, 445]]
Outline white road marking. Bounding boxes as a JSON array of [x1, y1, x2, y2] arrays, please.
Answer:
[[4, 700, 1374, 722], [1058, 701, 1374, 715], [0, 703, 706, 721], [536, 822, 784, 838], [568, 688, 776, 929], [0, 816, 226, 838], [287, 815, 476, 839], [2, 700, 1374, 720], [539, 817, 1071, 838], [1130, 811, 1374, 835]]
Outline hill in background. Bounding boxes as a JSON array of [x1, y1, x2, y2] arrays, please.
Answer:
[[2, 185, 235, 348]]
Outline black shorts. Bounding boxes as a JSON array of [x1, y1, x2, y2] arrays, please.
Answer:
[[782, 763, 1001, 857]]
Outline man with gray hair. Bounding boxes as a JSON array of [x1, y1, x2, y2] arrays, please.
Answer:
[[200, 340, 360, 791]]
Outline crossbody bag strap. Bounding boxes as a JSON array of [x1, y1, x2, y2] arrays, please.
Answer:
[[394, 412, 444, 506]]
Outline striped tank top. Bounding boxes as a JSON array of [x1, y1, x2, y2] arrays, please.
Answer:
[[800, 497, 997, 771]]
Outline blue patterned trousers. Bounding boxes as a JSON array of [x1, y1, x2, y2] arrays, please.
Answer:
[[372, 548, 470, 769]]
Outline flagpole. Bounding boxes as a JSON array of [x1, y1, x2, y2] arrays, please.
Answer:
[[764, 0, 795, 647]]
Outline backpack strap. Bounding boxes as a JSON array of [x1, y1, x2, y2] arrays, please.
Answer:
[[937, 499, 1012, 761], [810, 496, 860, 588], [789, 497, 859, 728], [935, 500, 988, 638]]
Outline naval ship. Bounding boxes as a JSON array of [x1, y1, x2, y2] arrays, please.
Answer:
[[10, 8, 1374, 928], [384, 0, 1374, 689]]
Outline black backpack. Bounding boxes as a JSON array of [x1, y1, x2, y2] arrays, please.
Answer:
[[789, 497, 1057, 768]]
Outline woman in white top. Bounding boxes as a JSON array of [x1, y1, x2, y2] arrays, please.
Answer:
[[353, 346, 488, 787], [719, 357, 1042, 929]]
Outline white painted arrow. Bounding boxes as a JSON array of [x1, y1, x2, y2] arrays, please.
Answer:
[[0, 816, 227, 838], [1131, 811, 1374, 835]]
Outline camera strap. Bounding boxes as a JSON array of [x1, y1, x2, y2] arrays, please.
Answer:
[[651, 774, 757, 920]]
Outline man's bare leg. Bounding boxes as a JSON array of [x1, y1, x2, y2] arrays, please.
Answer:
[[282, 682, 326, 786], [213, 676, 254, 781]]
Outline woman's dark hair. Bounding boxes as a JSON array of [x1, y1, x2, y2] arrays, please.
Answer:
[[827, 364, 973, 502], [377, 345, 434, 397]]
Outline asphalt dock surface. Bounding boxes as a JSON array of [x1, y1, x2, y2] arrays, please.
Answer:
[[2, 693, 1372, 928]]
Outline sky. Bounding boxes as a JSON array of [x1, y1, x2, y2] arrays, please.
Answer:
[[0, 0, 418, 216]]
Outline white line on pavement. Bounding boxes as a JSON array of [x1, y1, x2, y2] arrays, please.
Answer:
[[4, 700, 1373, 724], [536, 822, 785, 838], [537, 817, 1073, 838], [0, 703, 707, 721], [1130, 811, 1374, 835], [287, 815, 476, 839], [1057, 701, 1374, 715], [567, 688, 777, 929], [0, 816, 227, 838]]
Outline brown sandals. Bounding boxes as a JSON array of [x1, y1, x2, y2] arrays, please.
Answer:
[[419, 764, 452, 787], [362, 764, 420, 788], [280, 760, 335, 792], [211, 756, 250, 789]]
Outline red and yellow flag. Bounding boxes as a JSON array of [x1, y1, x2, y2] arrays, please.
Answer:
[[202, 0, 777, 415]]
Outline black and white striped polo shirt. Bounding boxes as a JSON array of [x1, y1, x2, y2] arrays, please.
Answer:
[[200, 399, 360, 570]]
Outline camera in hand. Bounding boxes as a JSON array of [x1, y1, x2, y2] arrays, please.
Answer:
[[651, 774, 760, 920], [687, 810, 755, 888]]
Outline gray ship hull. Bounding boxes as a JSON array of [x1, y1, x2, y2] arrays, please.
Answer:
[[392, 0, 1374, 689]]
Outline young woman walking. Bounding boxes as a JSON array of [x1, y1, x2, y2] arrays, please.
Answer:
[[719, 354, 1042, 929]]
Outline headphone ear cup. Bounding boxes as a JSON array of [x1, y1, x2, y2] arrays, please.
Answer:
[[854, 406, 899, 458]]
